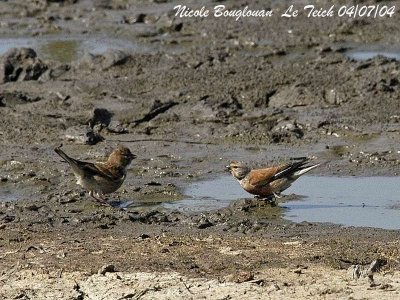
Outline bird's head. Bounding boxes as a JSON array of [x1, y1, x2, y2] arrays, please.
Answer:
[[108, 145, 136, 168], [226, 161, 250, 180]]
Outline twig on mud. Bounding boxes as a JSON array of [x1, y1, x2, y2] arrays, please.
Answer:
[[132, 101, 178, 126], [73, 280, 86, 299], [130, 286, 161, 300], [180, 277, 194, 294]]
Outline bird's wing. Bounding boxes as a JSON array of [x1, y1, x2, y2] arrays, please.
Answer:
[[55, 146, 125, 182], [247, 165, 287, 187], [55, 147, 90, 177], [81, 163, 124, 183], [270, 158, 309, 181]]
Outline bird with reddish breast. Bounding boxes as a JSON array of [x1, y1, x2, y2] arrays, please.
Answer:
[[227, 157, 320, 200]]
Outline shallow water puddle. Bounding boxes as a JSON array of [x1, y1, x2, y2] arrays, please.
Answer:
[[0, 37, 140, 63], [163, 176, 250, 212], [0, 187, 25, 201], [170, 175, 400, 229], [283, 176, 400, 229], [346, 49, 400, 61]]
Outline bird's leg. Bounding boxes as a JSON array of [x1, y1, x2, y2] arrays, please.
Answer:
[[273, 192, 282, 199], [96, 192, 113, 207], [269, 198, 277, 207], [253, 195, 276, 206], [94, 192, 104, 201], [89, 191, 110, 206]]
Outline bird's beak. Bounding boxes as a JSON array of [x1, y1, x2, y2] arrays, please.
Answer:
[[130, 153, 137, 159], [225, 165, 231, 172]]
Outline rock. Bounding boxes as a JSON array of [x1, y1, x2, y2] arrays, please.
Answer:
[[269, 85, 318, 108], [226, 271, 254, 283], [216, 95, 243, 119], [24, 204, 41, 212], [156, 15, 183, 33], [267, 283, 281, 292], [88, 108, 113, 128], [107, 120, 127, 134], [324, 89, 346, 105], [2, 215, 15, 223], [0, 48, 48, 83], [229, 199, 259, 211], [98, 264, 116, 275], [55, 91, 70, 101], [193, 95, 242, 121], [138, 234, 150, 239], [128, 210, 171, 224], [76, 50, 130, 70], [124, 13, 146, 24], [0, 91, 41, 107], [39, 64, 70, 81], [197, 218, 213, 229], [254, 90, 277, 108], [349, 259, 386, 282], [270, 120, 304, 143], [76, 52, 96, 69], [145, 181, 162, 186], [102, 49, 130, 69], [64, 125, 104, 145]]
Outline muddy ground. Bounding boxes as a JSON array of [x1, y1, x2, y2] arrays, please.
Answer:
[[0, 0, 400, 299]]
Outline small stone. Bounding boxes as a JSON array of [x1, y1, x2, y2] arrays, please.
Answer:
[[2, 215, 15, 223], [293, 268, 303, 274], [101, 49, 130, 70], [267, 283, 280, 292], [64, 125, 104, 145], [198, 219, 213, 229], [228, 271, 254, 283], [24, 204, 40, 211], [88, 108, 113, 128], [98, 264, 115, 275], [107, 120, 127, 134], [139, 234, 150, 239], [145, 181, 162, 186], [0, 48, 47, 83], [124, 13, 146, 24]]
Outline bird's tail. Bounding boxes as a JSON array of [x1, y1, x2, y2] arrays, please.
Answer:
[[293, 163, 320, 177], [54, 144, 84, 176], [273, 157, 322, 181]]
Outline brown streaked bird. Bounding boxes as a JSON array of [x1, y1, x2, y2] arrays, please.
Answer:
[[227, 157, 320, 199], [54, 144, 136, 205]]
